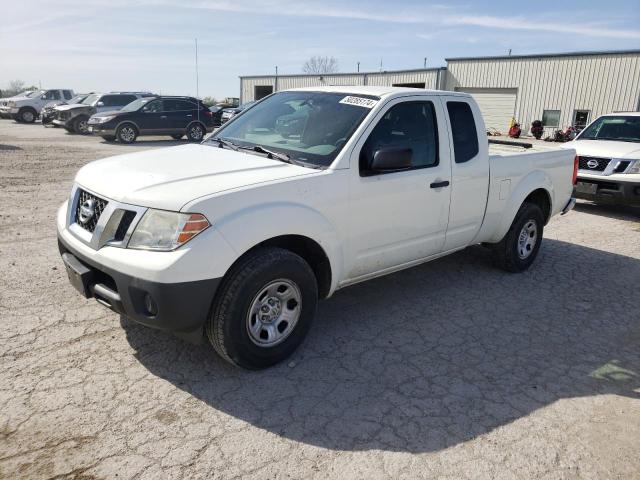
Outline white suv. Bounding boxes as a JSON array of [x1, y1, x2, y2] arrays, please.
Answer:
[[0, 89, 75, 123]]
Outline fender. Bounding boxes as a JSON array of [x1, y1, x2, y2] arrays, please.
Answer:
[[477, 169, 554, 244], [211, 201, 344, 294]]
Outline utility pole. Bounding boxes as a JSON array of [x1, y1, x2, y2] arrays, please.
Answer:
[[275, 65, 278, 92], [380, 58, 383, 72], [357, 61, 360, 73], [508, 48, 512, 56], [424, 57, 427, 69], [194, 38, 199, 98]]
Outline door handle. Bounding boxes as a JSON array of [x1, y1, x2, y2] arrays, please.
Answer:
[[186, 114, 193, 117], [430, 180, 450, 189], [160, 115, 167, 119]]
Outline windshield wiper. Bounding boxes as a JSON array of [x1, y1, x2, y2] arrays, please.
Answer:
[[251, 145, 293, 163], [210, 137, 239, 151]]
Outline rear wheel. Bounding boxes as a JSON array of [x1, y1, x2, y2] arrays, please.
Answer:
[[491, 202, 544, 273], [73, 115, 90, 134], [186, 123, 205, 142], [206, 247, 318, 369], [18, 108, 37, 123], [116, 123, 138, 143]]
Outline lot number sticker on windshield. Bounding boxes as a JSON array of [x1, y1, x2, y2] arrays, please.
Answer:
[[339, 96, 378, 109]]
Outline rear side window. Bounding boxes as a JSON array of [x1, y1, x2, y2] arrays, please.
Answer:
[[63, 90, 73, 100], [164, 99, 196, 111], [360, 101, 439, 173], [102, 95, 136, 107], [447, 101, 479, 163]]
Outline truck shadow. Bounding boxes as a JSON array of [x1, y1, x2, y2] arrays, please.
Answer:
[[574, 200, 640, 220], [121, 239, 640, 453]]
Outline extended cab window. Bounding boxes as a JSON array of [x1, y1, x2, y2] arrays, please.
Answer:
[[447, 101, 479, 163], [360, 101, 438, 174], [63, 90, 73, 100]]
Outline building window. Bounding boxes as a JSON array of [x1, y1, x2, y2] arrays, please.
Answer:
[[542, 110, 560, 128], [573, 110, 590, 129], [254, 85, 273, 100]]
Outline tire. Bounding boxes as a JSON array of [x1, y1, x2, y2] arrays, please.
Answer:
[[64, 126, 74, 133], [186, 123, 205, 142], [73, 115, 90, 135], [101, 135, 116, 142], [116, 123, 138, 143], [18, 108, 37, 123], [206, 247, 318, 369], [491, 202, 545, 273], [170, 134, 183, 140]]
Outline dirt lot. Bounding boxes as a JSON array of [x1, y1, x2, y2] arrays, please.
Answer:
[[1, 121, 639, 479]]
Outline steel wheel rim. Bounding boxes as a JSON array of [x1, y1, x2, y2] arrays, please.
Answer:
[[78, 120, 88, 133], [23, 111, 34, 122], [246, 279, 302, 347], [121, 126, 135, 141], [190, 125, 203, 140], [517, 220, 538, 259]]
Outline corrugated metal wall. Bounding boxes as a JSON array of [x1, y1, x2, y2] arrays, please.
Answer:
[[240, 69, 441, 102], [445, 52, 640, 133]]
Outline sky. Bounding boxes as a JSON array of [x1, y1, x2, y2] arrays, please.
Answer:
[[1, 0, 639, 100]]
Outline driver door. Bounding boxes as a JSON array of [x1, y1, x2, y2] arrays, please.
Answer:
[[344, 97, 452, 282]]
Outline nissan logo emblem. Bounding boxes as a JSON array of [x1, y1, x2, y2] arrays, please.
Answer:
[[78, 199, 96, 224], [586, 159, 599, 169]]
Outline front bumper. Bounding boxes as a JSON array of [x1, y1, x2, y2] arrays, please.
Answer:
[[0, 106, 12, 118], [86, 123, 116, 135], [574, 178, 640, 206], [58, 234, 220, 343], [52, 119, 73, 128]]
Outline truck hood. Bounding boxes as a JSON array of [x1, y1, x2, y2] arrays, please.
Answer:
[[75, 143, 316, 211], [566, 139, 640, 160]]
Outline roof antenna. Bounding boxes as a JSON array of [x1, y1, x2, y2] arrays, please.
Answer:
[[195, 38, 200, 126]]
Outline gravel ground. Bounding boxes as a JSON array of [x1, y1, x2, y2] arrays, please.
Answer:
[[1, 121, 639, 479]]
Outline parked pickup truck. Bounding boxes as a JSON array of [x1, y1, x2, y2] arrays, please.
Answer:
[[57, 87, 577, 369], [565, 112, 640, 205], [0, 89, 75, 123]]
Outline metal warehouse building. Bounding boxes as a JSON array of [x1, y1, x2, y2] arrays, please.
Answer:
[[239, 49, 640, 134]]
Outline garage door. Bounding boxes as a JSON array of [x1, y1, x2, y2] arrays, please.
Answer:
[[456, 88, 517, 133]]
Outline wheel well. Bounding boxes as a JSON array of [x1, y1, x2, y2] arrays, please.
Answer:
[[253, 235, 333, 299], [19, 106, 37, 113], [187, 120, 206, 131], [524, 188, 551, 223]]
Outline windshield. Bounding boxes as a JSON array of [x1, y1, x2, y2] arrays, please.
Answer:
[[209, 91, 377, 167], [81, 94, 100, 105], [578, 115, 640, 143], [26, 90, 44, 98], [69, 95, 86, 104], [121, 97, 153, 112]]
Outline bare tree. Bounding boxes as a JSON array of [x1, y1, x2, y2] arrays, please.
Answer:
[[302, 56, 339, 75], [2, 79, 26, 97]]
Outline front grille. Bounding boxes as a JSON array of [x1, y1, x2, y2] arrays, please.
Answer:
[[578, 156, 610, 172], [75, 190, 108, 233], [114, 210, 137, 241]]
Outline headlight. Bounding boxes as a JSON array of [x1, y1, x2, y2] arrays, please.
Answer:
[[128, 209, 210, 251], [627, 160, 640, 174], [8, 101, 15, 107], [95, 115, 115, 123]]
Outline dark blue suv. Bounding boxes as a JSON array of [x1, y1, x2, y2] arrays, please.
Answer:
[[87, 96, 215, 143]]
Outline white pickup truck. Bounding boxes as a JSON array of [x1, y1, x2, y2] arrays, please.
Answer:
[[0, 89, 75, 123], [57, 86, 577, 369], [565, 112, 640, 205]]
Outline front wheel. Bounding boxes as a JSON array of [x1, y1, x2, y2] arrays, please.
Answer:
[[491, 202, 544, 273], [116, 123, 138, 143], [206, 247, 318, 369], [18, 108, 37, 123], [73, 115, 90, 134]]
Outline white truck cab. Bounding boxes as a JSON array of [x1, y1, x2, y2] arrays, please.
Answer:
[[57, 87, 576, 369], [565, 112, 640, 205], [0, 89, 75, 123]]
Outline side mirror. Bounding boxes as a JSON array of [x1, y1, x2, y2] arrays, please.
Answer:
[[40, 95, 46, 100], [370, 147, 413, 172], [96, 101, 104, 107]]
